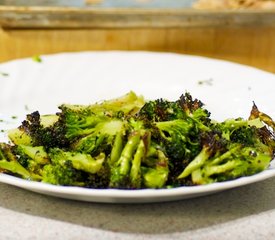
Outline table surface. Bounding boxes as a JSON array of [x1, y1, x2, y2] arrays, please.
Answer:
[[1, 177, 275, 239]]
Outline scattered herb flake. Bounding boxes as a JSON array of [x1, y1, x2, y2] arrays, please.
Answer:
[[25, 105, 30, 111], [0, 72, 9, 77], [32, 55, 42, 63], [11, 116, 18, 119], [198, 78, 213, 86]]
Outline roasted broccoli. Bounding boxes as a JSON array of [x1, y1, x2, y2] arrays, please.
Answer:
[[0, 143, 31, 179], [42, 160, 85, 186], [0, 91, 274, 189], [178, 111, 275, 184]]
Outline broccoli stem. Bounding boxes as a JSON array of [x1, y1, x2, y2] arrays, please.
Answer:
[[118, 132, 141, 176], [109, 132, 124, 165], [177, 147, 209, 179], [223, 118, 264, 130], [191, 168, 213, 185], [17, 145, 49, 165], [142, 150, 169, 188], [204, 160, 240, 177], [0, 160, 31, 179], [130, 139, 145, 187], [70, 152, 105, 174], [109, 131, 142, 188], [209, 145, 240, 166], [49, 149, 105, 174], [142, 167, 168, 188]]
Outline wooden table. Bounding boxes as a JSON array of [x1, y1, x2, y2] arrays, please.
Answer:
[[1, 6, 275, 72]]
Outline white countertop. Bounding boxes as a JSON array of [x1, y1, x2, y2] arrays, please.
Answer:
[[0, 177, 275, 239]]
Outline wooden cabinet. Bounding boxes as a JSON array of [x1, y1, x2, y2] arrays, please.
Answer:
[[1, 6, 275, 72]]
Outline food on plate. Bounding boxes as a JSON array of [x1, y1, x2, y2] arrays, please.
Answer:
[[0, 91, 275, 189], [193, 0, 275, 10]]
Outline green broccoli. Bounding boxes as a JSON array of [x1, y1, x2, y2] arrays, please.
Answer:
[[87, 91, 145, 117], [178, 114, 275, 184], [1, 91, 275, 189], [109, 130, 143, 188], [42, 161, 85, 186], [14, 145, 49, 178], [71, 119, 125, 155], [109, 128, 169, 189], [141, 145, 169, 188], [42, 148, 106, 186], [0, 143, 31, 179], [60, 91, 144, 120], [48, 148, 105, 174], [19, 111, 68, 149]]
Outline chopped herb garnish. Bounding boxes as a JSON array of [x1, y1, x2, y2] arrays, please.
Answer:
[[32, 55, 42, 63], [0, 72, 9, 77], [198, 78, 213, 86], [25, 105, 30, 111], [11, 116, 18, 119]]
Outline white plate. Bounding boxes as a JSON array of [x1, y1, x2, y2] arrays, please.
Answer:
[[1, 51, 275, 203]]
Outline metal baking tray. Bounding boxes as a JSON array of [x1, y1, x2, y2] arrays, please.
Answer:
[[0, 0, 275, 29]]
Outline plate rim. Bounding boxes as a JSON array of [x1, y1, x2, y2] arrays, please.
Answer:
[[0, 166, 274, 201]]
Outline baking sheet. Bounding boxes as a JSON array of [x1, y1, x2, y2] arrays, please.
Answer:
[[0, 0, 196, 8]]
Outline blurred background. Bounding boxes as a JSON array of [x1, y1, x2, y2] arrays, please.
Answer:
[[0, 0, 196, 7], [0, 0, 275, 72]]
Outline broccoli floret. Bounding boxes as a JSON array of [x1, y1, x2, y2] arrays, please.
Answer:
[[188, 143, 272, 185], [213, 114, 275, 153], [48, 148, 105, 174], [138, 98, 185, 122], [61, 91, 144, 120], [141, 146, 169, 188], [0, 143, 31, 179], [155, 119, 199, 160], [19, 96, 133, 150], [137, 92, 211, 123], [54, 92, 143, 142], [153, 119, 208, 186], [42, 149, 106, 186], [178, 92, 209, 117], [136, 93, 212, 187], [20, 111, 68, 149], [72, 119, 125, 155], [14, 145, 49, 178], [42, 161, 84, 186], [85, 161, 111, 188], [57, 105, 108, 141], [88, 91, 145, 117], [178, 115, 275, 184], [7, 128, 33, 146], [177, 131, 227, 180]]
